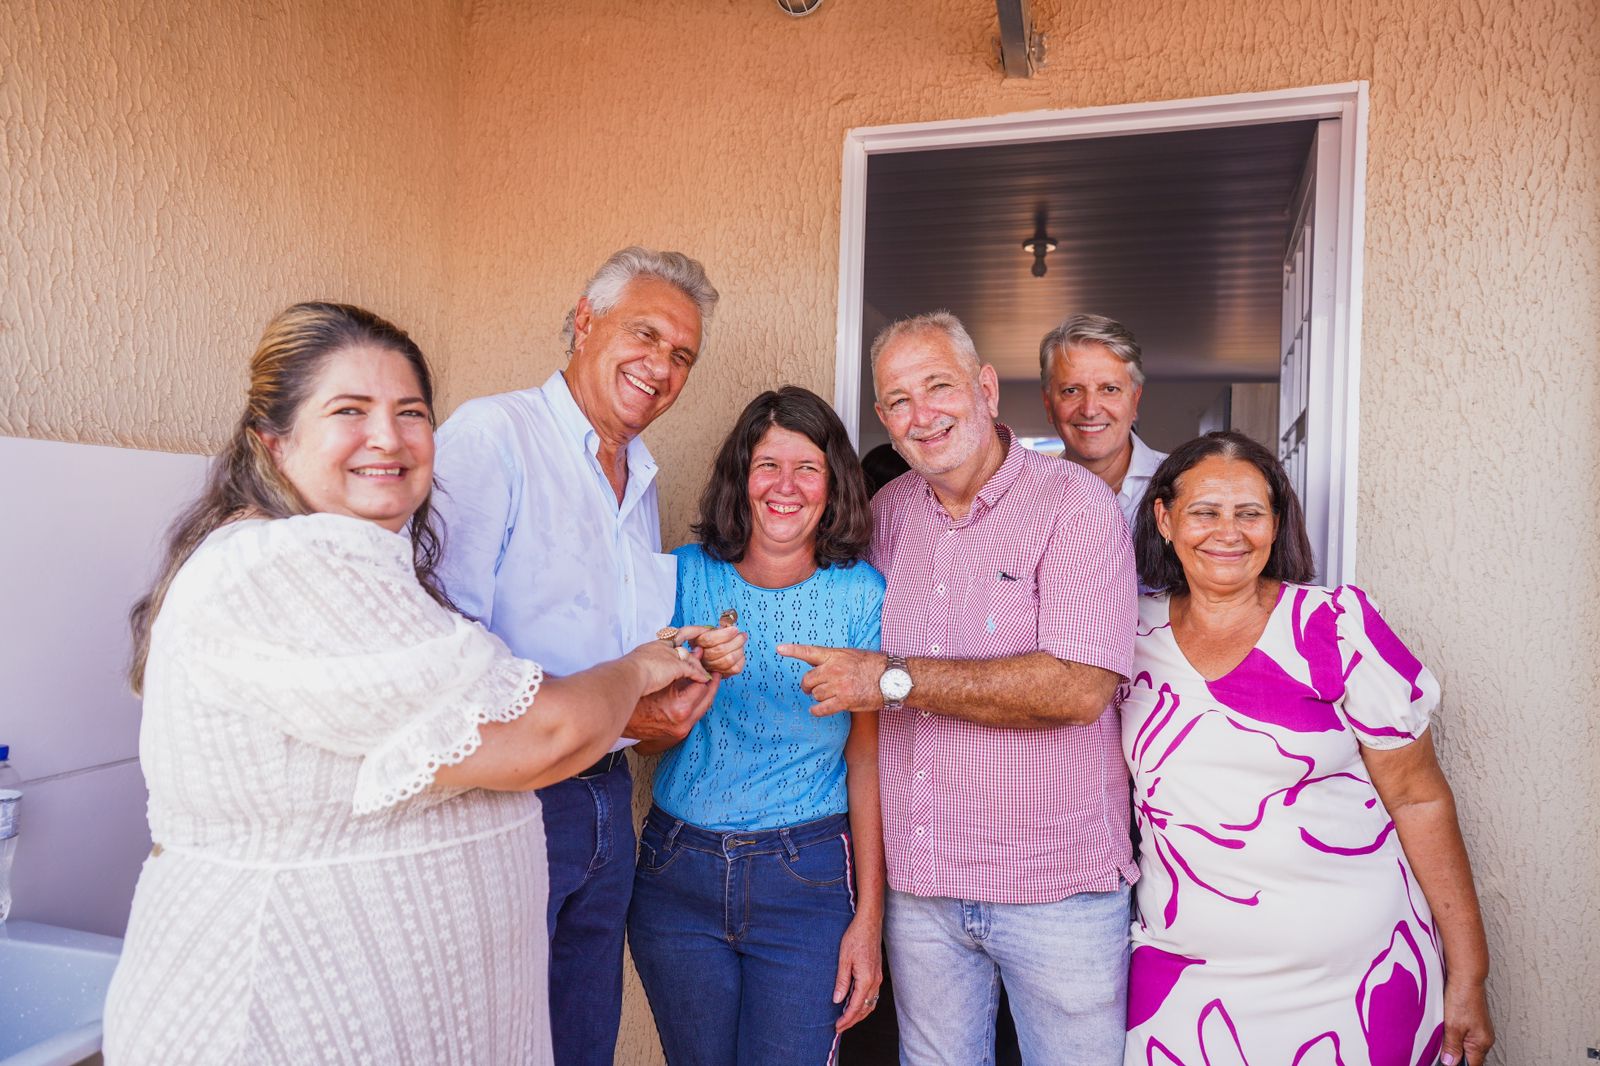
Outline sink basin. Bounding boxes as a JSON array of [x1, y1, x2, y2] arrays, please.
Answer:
[[0, 921, 122, 1066]]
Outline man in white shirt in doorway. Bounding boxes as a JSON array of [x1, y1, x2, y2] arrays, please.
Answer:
[[431, 246, 746, 1065], [1040, 313, 1167, 530]]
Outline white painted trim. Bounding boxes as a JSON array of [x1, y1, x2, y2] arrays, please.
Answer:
[[833, 136, 869, 444], [833, 82, 1368, 578], [1328, 84, 1369, 585]]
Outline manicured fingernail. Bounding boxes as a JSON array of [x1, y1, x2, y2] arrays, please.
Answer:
[[1441, 1055, 1457, 1066]]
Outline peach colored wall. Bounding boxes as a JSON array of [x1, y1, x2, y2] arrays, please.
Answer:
[[4, 0, 1595, 1062], [449, 3, 1597, 1063], [0, 0, 464, 450]]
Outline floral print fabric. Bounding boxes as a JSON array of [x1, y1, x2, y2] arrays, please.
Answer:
[[1119, 584, 1445, 1066]]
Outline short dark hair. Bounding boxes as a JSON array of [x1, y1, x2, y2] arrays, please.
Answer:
[[693, 387, 873, 568], [1134, 431, 1316, 594], [860, 442, 911, 497]]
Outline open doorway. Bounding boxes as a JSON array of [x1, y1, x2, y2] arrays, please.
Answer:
[[835, 84, 1369, 583]]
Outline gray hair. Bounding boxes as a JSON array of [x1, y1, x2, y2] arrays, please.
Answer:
[[1038, 313, 1145, 387], [561, 246, 719, 354], [869, 311, 981, 394]]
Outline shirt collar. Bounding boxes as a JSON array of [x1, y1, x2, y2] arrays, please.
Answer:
[[1126, 432, 1163, 482], [920, 422, 1026, 520], [545, 370, 659, 486], [975, 423, 1026, 510]]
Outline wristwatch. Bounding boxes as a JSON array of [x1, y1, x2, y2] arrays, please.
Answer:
[[879, 655, 913, 712]]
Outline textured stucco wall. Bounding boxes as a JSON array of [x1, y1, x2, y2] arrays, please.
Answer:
[[5, 0, 1595, 1061], [449, 2, 1598, 1063], [0, 0, 464, 450]]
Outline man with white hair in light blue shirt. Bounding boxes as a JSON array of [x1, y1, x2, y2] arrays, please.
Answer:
[[432, 247, 746, 1066]]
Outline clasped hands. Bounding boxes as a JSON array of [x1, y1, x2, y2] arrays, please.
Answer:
[[625, 620, 748, 749], [776, 644, 887, 717]]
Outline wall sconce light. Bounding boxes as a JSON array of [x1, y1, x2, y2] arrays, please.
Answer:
[[1023, 213, 1057, 277]]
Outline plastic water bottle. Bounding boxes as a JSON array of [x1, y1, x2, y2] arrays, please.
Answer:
[[0, 745, 20, 923]]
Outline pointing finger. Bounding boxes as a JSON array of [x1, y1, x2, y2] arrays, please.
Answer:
[[776, 643, 830, 666]]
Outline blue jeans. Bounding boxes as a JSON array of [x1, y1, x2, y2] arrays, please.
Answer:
[[884, 884, 1131, 1066], [628, 806, 856, 1065], [539, 763, 636, 1066]]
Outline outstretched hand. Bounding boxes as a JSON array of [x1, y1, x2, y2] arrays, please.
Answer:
[[775, 644, 887, 717], [629, 634, 712, 693], [623, 639, 718, 750]]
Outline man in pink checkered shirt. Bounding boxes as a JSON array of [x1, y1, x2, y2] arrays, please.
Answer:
[[780, 311, 1137, 1064]]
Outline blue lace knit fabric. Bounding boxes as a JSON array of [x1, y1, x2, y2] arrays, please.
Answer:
[[651, 543, 885, 832]]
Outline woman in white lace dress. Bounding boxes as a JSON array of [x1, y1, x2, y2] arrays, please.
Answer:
[[102, 303, 716, 1065]]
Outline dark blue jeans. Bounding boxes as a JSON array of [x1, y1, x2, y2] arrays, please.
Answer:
[[628, 805, 856, 1066], [539, 762, 636, 1066]]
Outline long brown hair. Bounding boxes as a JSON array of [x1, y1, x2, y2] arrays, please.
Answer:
[[692, 386, 873, 568], [128, 301, 450, 693]]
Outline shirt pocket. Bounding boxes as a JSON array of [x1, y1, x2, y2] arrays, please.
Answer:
[[961, 569, 1039, 654]]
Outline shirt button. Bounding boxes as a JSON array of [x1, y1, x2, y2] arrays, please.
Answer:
[[920, 710, 931, 718], [936, 584, 946, 596], [915, 770, 927, 780], [930, 644, 940, 654], [915, 826, 926, 836]]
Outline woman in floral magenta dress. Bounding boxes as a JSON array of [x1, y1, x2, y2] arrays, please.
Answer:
[[1118, 432, 1493, 1066]]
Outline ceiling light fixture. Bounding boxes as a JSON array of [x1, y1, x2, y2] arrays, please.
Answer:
[[1023, 211, 1057, 277]]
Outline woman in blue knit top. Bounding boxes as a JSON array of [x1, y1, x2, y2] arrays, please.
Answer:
[[628, 387, 886, 1065]]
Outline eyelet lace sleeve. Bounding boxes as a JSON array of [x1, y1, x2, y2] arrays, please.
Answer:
[[163, 514, 545, 813]]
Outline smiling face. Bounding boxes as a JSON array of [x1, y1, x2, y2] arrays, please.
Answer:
[[1042, 342, 1143, 473], [1154, 455, 1279, 595], [259, 344, 434, 533], [873, 330, 999, 483], [565, 275, 702, 445], [745, 424, 829, 562]]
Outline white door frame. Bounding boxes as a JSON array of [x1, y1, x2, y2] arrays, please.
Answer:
[[832, 82, 1369, 583]]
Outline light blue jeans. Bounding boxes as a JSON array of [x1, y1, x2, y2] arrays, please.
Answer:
[[885, 884, 1131, 1066]]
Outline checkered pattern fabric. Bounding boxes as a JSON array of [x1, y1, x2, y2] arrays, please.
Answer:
[[871, 425, 1139, 903]]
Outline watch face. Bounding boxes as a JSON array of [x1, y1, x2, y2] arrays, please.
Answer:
[[881, 668, 913, 702]]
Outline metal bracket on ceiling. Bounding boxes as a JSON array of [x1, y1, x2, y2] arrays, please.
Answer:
[[995, 0, 1047, 78]]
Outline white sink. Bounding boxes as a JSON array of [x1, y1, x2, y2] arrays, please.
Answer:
[[0, 921, 122, 1066]]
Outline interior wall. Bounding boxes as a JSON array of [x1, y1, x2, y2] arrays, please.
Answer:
[[448, 3, 1598, 1063], [0, 0, 465, 451], [1136, 377, 1234, 452]]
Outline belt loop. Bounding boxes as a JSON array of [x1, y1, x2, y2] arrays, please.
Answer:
[[665, 820, 683, 849], [779, 826, 799, 860]]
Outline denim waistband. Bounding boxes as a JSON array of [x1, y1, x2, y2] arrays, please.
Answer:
[[644, 804, 849, 857]]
